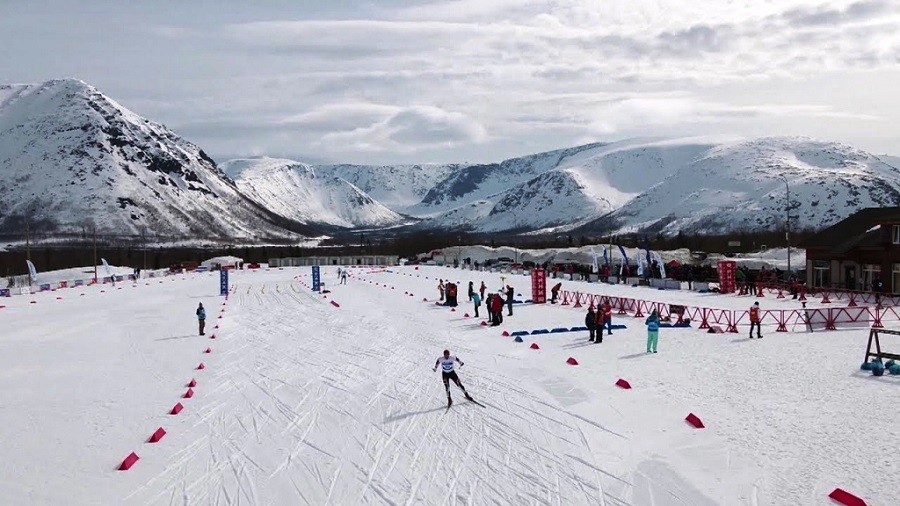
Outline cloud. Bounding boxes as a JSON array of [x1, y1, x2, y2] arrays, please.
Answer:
[[319, 106, 487, 153]]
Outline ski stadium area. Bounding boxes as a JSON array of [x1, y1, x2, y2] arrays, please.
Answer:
[[0, 265, 896, 505]]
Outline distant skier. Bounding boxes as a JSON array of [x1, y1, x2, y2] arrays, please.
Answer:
[[645, 309, 660, 353], [433, 349, 473, 407], [472, 291, 482, 318], [438, 279, 445, 301], [506, 285, 515, 316], [340, 270, 348, 285], [196, 302, 206, 336], [337, 267, 342, 280], [749, 301, 762, 339]]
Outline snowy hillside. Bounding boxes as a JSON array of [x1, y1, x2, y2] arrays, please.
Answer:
[[315, 163, 458, 212], [221, 157, 407, 229], [0, 79, 310, 241], [582, 137, 900, 235]]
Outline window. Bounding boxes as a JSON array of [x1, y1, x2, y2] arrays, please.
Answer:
[[894, 264, 900, 294], [862, 263, 881, 291], [813, 260, 831, 288], [894, 225, 900, 244]]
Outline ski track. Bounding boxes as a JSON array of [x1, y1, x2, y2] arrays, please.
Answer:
[[126, 270, 628, 505]]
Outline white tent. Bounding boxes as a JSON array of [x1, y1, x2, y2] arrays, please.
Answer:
[[201, 256, 243, 270]]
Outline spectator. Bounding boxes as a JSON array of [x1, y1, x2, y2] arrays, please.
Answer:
[[550, 282, 562, 303], [749, 301, 762, 339], [490, 292, 504, 326], [645, 309, 660, 353], [585, 306, 597, 343], [438, 279, 445, 301], [472, 291, 482, 318], [468, 281, 475, 301], [506, 285, 515, 316], [196, 302, 206, 336], [601, 299, 613, 338]]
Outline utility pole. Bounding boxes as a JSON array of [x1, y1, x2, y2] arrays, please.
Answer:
[[780, 176, 791, 279], [25, 213, 31, 263], [93, 227, 98, 283]]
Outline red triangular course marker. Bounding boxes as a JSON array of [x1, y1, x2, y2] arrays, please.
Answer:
[[209, 334, 216, 339], [828, 488, 867, 506], [685, 413, 705, 428], [183, 388, 194, 398], [502, 331, 510, 336], [330, 300, 340, 307], [119, 452, 139, 470], [615, 378, 632, 389], [463, 313, 470, 317], [530, 343, 540, 349], [204, 347, 211, 353], [187, 379, 197, 387], [480, 321, 488, 326], [566, 357, 579, 365], [196, 363, 205, 370], [149, 427, 166, 443]]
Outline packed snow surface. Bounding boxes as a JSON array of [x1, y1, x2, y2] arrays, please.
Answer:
[[0, 266, 895, 505]]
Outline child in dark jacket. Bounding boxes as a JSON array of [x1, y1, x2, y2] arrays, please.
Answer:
[[585, 307, 597, 342]]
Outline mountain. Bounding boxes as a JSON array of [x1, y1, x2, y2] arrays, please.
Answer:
[[315, 163, 458, 212], [0, 79, 312, 241], [573, 137, 900, 235], [221, 157, 407, 229]]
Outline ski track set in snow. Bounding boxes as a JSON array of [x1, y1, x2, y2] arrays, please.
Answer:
[[0, 265, 896, 505]]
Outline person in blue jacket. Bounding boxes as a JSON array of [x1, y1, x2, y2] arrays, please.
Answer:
[[645, 309, 660, 353], [472, 291, 482, 318], [196, 302, 207, 336]]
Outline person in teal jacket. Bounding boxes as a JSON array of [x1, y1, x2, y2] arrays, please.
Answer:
[[645, 309, 660, 353]]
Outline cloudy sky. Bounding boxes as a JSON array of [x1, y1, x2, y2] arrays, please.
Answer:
[[1, 0, 898, 164]]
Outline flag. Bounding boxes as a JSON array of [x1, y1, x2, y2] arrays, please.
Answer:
[[602, 248, 609, 266], [590, 247, 599, 274], [26, 260, 38, 283], [101, 258, 113, 277], [618, 246, 629, 276], [653, 251, 667, 278]]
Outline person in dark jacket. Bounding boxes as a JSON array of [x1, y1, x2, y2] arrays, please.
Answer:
[[196, 302, 206, 336], [506, 285, 515, 316], [468, 281, 475, 302], [550, 282, 562, 303], [585, 307, 597, 342], [485, 293, 494, 324], [479, 281, 487, 300]]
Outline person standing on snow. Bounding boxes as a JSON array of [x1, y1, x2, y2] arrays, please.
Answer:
[[490, 292, 504, 326], [468, 281, 475, 302], [433, 349, 473, 407], [598, 299, 613, 339], [586, 306, 597, 343], [196, 302, 206, 336], [472, 291, 482, 318], [749, 301, 762, 338], [505, 285, 515, 316], [438, 279, 445, 301], [340, 270, 348, 285], [479, 281, 487, 300], [645, 309, 660, 353]]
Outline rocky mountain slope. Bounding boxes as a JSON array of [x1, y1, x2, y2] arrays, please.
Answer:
[[0, 79, 313, 242]]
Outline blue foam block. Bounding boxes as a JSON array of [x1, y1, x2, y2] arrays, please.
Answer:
[[550, 328, 569, 333], [514, 336, 524, 342], [609, 324, 627, 330], [531, 329, 550, 335], [511, 331, 529, 336], [570, 326, 588, 332]]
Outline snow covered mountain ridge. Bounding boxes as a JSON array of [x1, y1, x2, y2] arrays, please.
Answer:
[[2, 78, 898, 241], [0, 78, 316, 242]]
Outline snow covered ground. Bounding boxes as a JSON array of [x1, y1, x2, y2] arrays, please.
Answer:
[[0, 265, 895, 505]]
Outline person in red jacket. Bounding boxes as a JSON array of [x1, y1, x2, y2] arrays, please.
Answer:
[[599, 299, 612, 342], [490, 291, 504, 326], [749, 301, 762, 339]]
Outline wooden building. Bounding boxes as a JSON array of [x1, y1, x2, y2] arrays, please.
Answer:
[[801, 207, 900, 292]]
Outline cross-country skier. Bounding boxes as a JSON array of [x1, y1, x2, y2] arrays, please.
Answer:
[[433, 349, 473, 407], [196, 302, 206, 336], [749, 301, 762, 338], [340, 270, 348, 285]]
